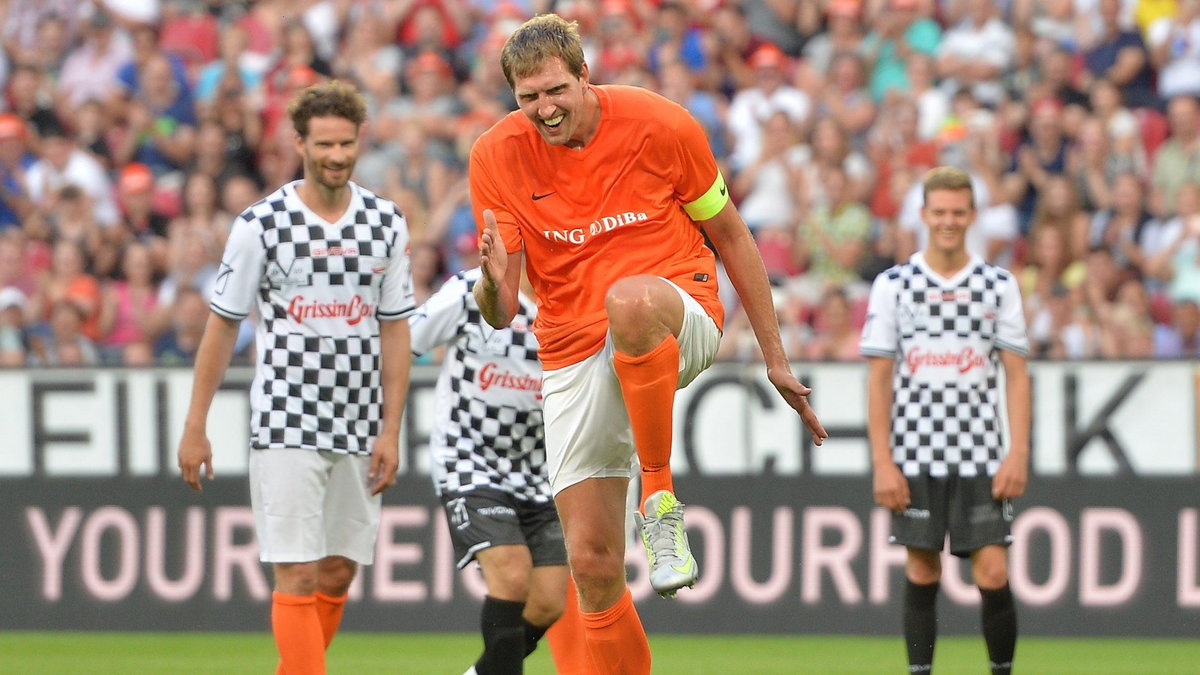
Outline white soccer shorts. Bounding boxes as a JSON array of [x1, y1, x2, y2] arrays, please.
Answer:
[[249, 448, 382, 564], [541, 279, 720, 495]]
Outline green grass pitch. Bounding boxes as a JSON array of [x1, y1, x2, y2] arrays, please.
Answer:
[[2, 633, 1198, 674]]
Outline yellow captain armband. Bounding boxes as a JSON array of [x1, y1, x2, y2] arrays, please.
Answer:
[[682, 170, 730, 221]]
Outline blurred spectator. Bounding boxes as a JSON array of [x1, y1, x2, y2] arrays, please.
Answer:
[[1082, 0, 1159, 108], [860, 0, 942, 103], [1147, 0, 1200, 100], [410, 241, 448, 307], [6, 64, 60, 138], [708, 3, 766, 93], [1152, 94, 1200, 212], [29, 239, 101, 342], [791, 116, 873, 208], [0, 113, 33, 231], [30, 299, 98, 366], [803, 287, 864, 361], [905, 53, 950, 140], [3, 1, 81, 68], [194, 22, 265, 108], [937, 0, 1015, 107], [791, 165, 872, 305], [1029, 174, 1089, 259], [112, 52, 197, 174], [114, 162, 170, 266], [25, 184, 113, 279], [727, 43, 811, 171], [25, 121, 120, 228], [0, 285, 27, 366], [816, 51, 877, 142], [658, 60, 728, 160], [157, 227, 217, 305], [98, 241, 166, 365], [153, 285, 207, 365], [734, 110, 800, 236], [645, 2, 707, 76], [332, 12, 404, 109], [1082, 171, 1153, 268], [1149, 206, 1200, 302], [1153, 298, 1200, 356], [802, 0, 864, 78], [55, 8, 132, 115], [1005, 98, 1070, 231], [170, 171, 230, 254], [1099, 276, 1156, 357], [157, 0, 220, 78]]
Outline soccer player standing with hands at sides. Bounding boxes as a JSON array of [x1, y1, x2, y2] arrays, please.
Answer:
[[861, 167, 1031, 675], [471, 14, 827, 673], [409, 267, 575, 675], [177, 81, 415, 675]]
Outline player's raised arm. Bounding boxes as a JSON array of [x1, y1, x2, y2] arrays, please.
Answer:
[[474, 208, 522, 328], [700, 200, 828, 445]]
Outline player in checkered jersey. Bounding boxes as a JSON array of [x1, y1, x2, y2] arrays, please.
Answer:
[[860, 167, 1031, 675], [177, 81, 415, 674], [410, 267, 576, 675]]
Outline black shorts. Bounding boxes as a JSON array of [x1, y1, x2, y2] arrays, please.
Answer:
[[441, 488, 567, 569], [889, 472, 1014, 558]]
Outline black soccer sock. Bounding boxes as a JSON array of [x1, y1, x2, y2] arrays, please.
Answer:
[[980, 584, 1017, 675], [522, 617, 549, 657], [474, 596, 526, 675], [904, 580, 940, 673]]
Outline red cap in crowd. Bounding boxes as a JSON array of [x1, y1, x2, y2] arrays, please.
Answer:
[[119, 163, 155, 194], [749, 43, 788, 69], [0, 114, 26, 142]]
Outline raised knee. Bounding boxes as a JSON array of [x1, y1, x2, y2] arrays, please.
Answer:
[[605, 279, 655, 329], [569, 547, 625, 592]]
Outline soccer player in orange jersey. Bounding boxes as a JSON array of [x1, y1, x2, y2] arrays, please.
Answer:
[[470, 14, 827, 673]]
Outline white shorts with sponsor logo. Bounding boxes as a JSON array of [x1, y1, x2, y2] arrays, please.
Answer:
[[542, 280, 721, 495], [249, 448, 382, 564]]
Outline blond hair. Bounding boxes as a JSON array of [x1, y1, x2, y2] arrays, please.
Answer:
[[500, 14, 586, 89], [922, 166, 975, 209]]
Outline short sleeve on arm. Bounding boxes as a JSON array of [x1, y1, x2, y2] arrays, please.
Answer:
[[210, 214, 266, 320], [995, 271, 1029, 356], [859, 272, 899, 359], [378, 213, 417, 320], [667, 105, 729, 221], [409, 273, 470, 356], [469, 143, 524, 254]]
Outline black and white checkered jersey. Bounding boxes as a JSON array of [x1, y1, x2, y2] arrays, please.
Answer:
[[859, 252, 1029, 478], [409, 268, 549, 503], [211, 180, 415, 455]]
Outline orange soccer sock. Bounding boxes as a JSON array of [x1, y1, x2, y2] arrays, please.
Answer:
[[613, 334, 680, 509], [579, 588, 651, 675], [546, 574, 593, 674], [314, 591, 347, 649], [271, 591, 325, 675]]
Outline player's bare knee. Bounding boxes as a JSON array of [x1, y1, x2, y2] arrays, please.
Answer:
[[316, 556, 357, 595], [568, 546, 624, 592], [906, 550, 942, 584], [485, 564, 532, 600], [274, 562, 320, 595], [524, 594, 564, 627]]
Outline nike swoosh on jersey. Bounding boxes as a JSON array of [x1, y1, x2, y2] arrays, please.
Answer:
[[531, 191, 557, 201]]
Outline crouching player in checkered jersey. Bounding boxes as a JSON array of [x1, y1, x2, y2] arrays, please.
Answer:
[[177, 81, 415, 674], [860, 166, 1031, 675], [410, 266, 586, 675]]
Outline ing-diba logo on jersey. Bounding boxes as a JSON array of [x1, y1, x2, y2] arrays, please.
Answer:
[[287, 294, 375, 325], [541, 211, 648, 245]]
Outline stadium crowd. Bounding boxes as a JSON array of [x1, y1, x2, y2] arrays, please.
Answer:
[[0, 0, 1198, 368]]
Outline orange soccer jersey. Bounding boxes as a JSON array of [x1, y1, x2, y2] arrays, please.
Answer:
[[469, 85, 726, 370]]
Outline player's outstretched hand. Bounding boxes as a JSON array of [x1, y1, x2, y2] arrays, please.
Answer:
[[873, 461, 910, 513], [369, 433, 400, 495], [767, 368, 828, 446], [178, 429, 214, 493], [478, 209, 507, 287], [992, 453, 1028, 500]]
